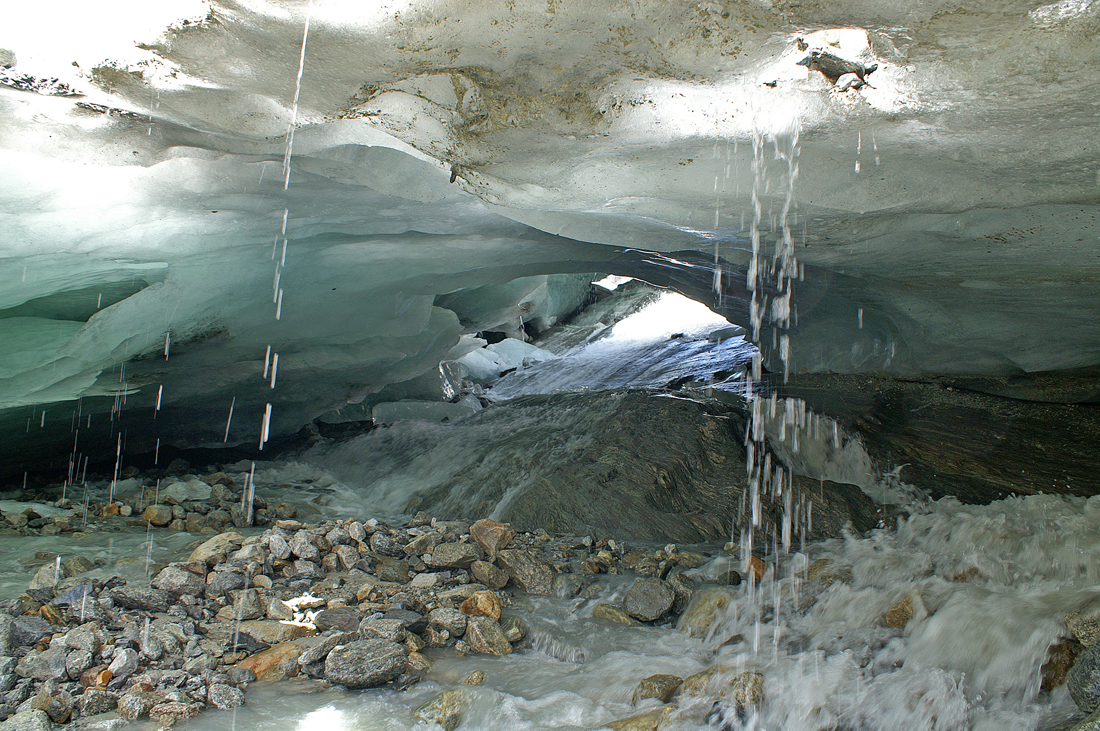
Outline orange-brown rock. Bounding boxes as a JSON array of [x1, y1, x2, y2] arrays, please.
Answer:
[[100, 503, 119, 518], [1041, 638, 1083, 690], [79, 666, 110, 688], [236, 641, 305, 681], [885, 596, 914, 628], [469, 519, 516, 558], [460, 590, 503, 620], [747, 556, 766, 583]]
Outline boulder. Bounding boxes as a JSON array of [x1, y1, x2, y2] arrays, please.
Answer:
[[623, 578, 675, 622], [606, 704, 677, 731], [426, 542, 483, 569], [75, 688, 118, 716], [471, 560, 509, 589], [151, 563, 206, 596], [469, 519, 516, 558], [188, 532, 244, 564], [323, 639, 407, 688], [496, 549, 557, 595], [142, 505, 172, 527], [15, 645, 68, 682], [314, 607, 362, 633], [110, 583, 169, 612], [464, 617, 512, 656], [358, 618, 406, 643]]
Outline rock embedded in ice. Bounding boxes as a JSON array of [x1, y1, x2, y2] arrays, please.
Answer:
[[323, 639, 408, 688]]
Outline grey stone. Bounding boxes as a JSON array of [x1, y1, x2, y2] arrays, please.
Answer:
[[500, 616, 527, 643], [426, 542, 482, 569], [413, 689, 470, 731], [65, 649, 93, 680], [404, 532, 441, 556], [471, 560, 510, 590], [116, 690, 163, 720], [314, 607, 362, 633], [62, 627, 100, 655], [11, 617, 56, 648], [225, 667, 256, 685], [0, 709, 51, 731], [266, 533, 291, 560], [358, 618, 406, 643], [231, 589, 266, 621], [110, 584, 169, 613], [0, 656, 17, 692], [373, 556, 410, 583], [107, 648, 139, 681], [323, 639, 407, 688], [298, 632, 357, 666], [289, 532, 319, 561], [28, 564, 65, 593], [15, 645, 68, 682], [75, 688, 119, 717], [1069, 641, 1100, 713], [333, 545, 362, 571], [292, 559, 323, 578], [464, 617, 512, 656], [428, 608, 467, 637], [0, 615, 13, 655], [207, 684, 245, 710], [623, 577, 675, 622], [151, 565, 206, 597], [632, 674, 683, 704], [369, 532, 405, 558], [205, 569, 246, 598], [496, 550, 557, 595], [384, 608, 427, 634]]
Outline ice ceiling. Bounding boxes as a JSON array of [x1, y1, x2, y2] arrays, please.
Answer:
[[1, 0, 1099, 466]]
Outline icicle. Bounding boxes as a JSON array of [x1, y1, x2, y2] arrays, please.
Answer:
[[263, 345, 272, 378], [164, 331, 171, 360], [224, 397, 236, 442], [270, 353, 279, 389]]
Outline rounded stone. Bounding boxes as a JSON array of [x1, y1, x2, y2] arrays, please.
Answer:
[[623, 577, 675, 622], [1069, 642, 1100, 713], [323, 639, 407, 688]]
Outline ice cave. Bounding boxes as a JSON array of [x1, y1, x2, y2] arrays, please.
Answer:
[[1, 0, 1099, 729]]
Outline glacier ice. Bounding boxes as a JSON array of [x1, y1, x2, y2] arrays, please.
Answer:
[[0, 0, 1099, 472]]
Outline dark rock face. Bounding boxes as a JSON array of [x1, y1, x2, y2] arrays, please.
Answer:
[[395, 391, 881, 543], [323, 639, 407, 688]]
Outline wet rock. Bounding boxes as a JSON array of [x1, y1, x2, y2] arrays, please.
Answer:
[[730, 671, 765, 708], [470, 519, 516, 558], [460, 670, 485, 686], [324, 639, 407, 688], [28, 564, 63, 593], [624, 578, 674, 622], [885, 596, 914, 629], [0, 656, 16, 692], [471, 561, 509, 590], [297, 632, 357, 666], [1069, 641, 1100, 713], [429, 608, 467, 637], [151, 563, 206, 597], [207, 683, 245, 709], [236, 641, 305, 681], [315, 607, 362, 633], [116, 690, 163, 720], [384, 608, 428, 634], [606, 704, 677, 731], [500, 616, 527, 643], [632, 674, 683, 705], [426, 542, 483, 569], [593, 604, 640, 626], [496, 550, 556, 595], [142, 505, 172, 527], [1043, 638, 1083, 691], [677, 587, 736, 638], [464, 617, 512, 656], [110, 584, 169, 613], [461, 590, 503, 620], [75, 688, 118, 716], [150, 700, 202, 722], [0, 709, 52, 731], [1069, 602, 1100, 648], [413, 688, 471, 731]]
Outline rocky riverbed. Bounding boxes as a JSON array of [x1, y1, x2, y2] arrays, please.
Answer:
[[3, 465, 1100, 731]]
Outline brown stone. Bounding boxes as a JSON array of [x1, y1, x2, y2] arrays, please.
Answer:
[[632, 674, 683, 705], [731, 671, 764, 707], [463, 616, 512, 656], [607, 704, 677, 731], [469, 519, 516, 558], [236, 641, 305, 681], [460, 590, 503, 621], [143, 505, 172, 527], [1042, 638, 1083, 691], [885, 596, 914, 628], [593, 603, 640, 626], [470, 560, 509, 589], [100, 503, 119, 518], [747, 556, 766, 583]]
